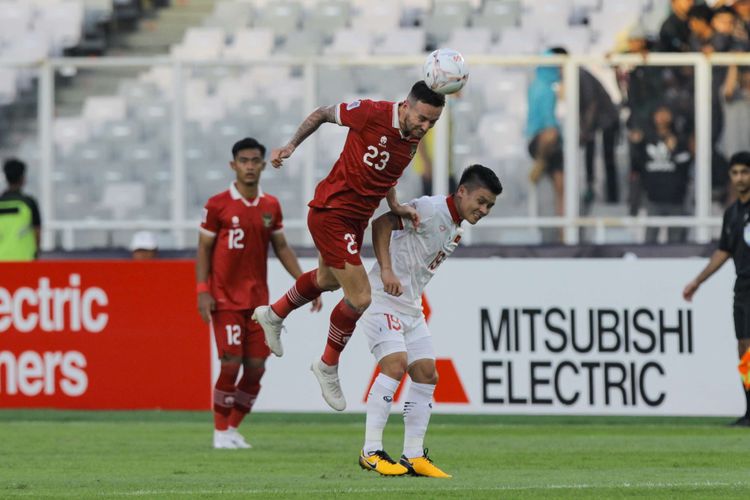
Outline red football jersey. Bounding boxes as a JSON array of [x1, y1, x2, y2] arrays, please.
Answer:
[[200, 183, 283, 311], [308, 99, 420, 219]]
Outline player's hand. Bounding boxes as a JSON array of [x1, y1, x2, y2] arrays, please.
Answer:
[[198, 292, 215, 323], [381, 268, 403, 296], [392, 204, 420, 228], [682, 280, 699, 302], [270, 144, 295, 168], [310, 296, 323, 313]]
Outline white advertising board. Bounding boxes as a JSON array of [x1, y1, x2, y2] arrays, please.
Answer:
[[216, 258, 743, 416]]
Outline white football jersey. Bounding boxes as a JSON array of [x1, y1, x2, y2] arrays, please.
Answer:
[[369, 195, 463, 317]]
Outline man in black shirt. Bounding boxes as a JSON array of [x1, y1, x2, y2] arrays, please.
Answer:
[[0, 158, 41, 260], [683, 151, 750, 426], [659, 0, 695, 52]]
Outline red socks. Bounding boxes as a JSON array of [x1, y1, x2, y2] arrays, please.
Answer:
[[321, 299, 362, 366], [213, 362, 240, 431], [271, 270, 324, 319], [228, 367, 265, 428]]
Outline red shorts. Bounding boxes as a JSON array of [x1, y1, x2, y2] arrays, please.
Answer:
[[308, 207, 368, 269], [211, 309, 270, 359]]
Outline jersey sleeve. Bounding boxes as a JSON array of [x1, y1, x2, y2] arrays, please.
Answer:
[[398, 196, 435, 232], [718, 208, 732, 252], [200, 198, 221, 237], [272, 199, 284, 233], [335, 99, 373, 132]]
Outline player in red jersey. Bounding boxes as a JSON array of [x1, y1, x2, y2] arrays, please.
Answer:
[[196, 137, 322, 449], [252, 81, 445, 411]]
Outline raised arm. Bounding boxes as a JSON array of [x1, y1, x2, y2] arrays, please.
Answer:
[[683, 249, 731, 302], [372, 211, 403, 296], [386, 187, 420, 227], [270, 231, 322, 312], [196, 232, 217, 323], [270, 105, 337, 168]]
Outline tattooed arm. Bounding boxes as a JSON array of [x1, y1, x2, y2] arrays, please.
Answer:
[[270, 105, 337, 168]]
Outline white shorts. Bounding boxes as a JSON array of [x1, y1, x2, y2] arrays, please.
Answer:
[[357, 310, 434, 364]]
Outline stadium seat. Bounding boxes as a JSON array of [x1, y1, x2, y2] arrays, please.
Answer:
[[254, 1, 303, 36], [276, 30, 324, 57], [54, 117, 90, 156], [98, 181, 147, 220], [203, 1, 254, 30], [171, 28, 226, 61], [423, 1, 471, 46], [36, 1, 85, 54], [445, 28, 493, 54], [324, 29, 373, 57], [82, 96, 127, 127], [222, 28, 275, 60], [371, 28, 426, 55], [304, 0, 350, 38], [349, 0, 400, 36], [470, 0, 521, 37]]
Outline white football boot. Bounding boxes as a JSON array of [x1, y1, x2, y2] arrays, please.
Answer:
[[213, 430, 238, 449], [310, 360, 346, 411], [252, 305, 284, 357], [227, 428, 252, 449]]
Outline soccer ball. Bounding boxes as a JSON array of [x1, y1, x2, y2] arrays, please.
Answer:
[[422, 48, 469, 95]]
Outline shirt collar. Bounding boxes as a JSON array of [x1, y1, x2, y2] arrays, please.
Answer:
[[230, 182, 263, 207], [446, 194, 462, 224]]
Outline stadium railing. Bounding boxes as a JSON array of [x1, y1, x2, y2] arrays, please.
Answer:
[[1, 52, 748, 250]]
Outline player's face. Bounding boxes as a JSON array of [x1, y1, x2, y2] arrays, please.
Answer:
[[729, 164, 750, 196], [402, 100, 443, 139], [231, 148, 265, 186], [456, 185, 496, 225]]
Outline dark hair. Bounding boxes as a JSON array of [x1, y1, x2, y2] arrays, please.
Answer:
[[729, 151, 750, 169], [231, 137, 266, 159], [3, 158, 26, 184], [549, 46, 569, 55], [713, 5, 737, 18], [408, 81, 445, 108], [688, 4, 713, 23], [458, 164, 503, 195]]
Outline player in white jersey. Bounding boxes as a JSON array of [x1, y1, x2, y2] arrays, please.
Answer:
[[357, 165, 502, 478]]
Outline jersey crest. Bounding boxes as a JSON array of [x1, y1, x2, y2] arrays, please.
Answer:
[[262, 213, 274, 228]]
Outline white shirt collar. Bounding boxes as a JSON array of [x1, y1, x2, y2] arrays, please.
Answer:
[[229, 182, 263, 207]]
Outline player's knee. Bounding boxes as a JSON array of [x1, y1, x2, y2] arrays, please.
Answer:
[[383, 363, 407, 381], [346, 292, 371, 312]]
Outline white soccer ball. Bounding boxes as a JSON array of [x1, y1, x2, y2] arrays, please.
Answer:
[[422, 48, 469, 95]]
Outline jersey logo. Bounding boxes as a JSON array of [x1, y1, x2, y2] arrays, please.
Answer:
[[379, 136, 387, 146], [231, 215, 240, 227], [346, 100, 361, 111], [262, 213, 273, 228], [744, 223, 750, 247], [439, 225, 447, 232]]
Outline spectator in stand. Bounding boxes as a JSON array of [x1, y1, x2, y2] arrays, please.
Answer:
[[632, 105, 692, 243], [732, 0, 750, 42], [579, 67, 621, 207], [130, 231, 158, 260], [659, 0, 695, 52], [526, 49, 564, 219], [618, 27, 667, 215]]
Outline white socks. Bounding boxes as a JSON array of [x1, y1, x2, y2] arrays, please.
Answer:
[[363, 373, 400, 455], [402, 382, 435, 459]]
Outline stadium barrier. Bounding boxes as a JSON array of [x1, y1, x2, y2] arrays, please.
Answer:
[[1, 257, 742, 416], [2, 53, 749, 248]]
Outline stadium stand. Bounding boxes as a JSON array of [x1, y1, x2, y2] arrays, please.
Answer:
[[0, 0, 747, 250]]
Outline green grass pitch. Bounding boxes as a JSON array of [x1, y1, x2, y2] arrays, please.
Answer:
[[1, 410, 749, 498]]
